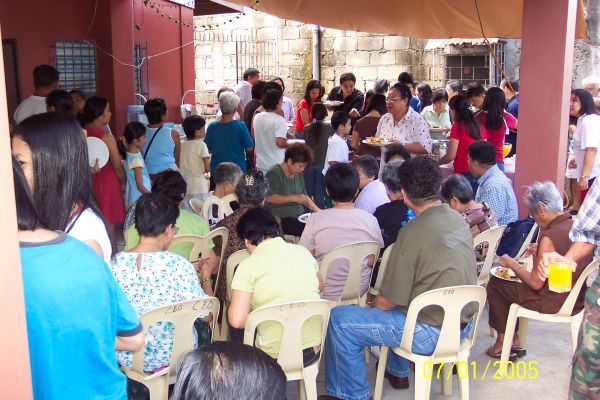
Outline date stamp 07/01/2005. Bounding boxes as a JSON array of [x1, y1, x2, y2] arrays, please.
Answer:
[[421, 360, 539, 381]]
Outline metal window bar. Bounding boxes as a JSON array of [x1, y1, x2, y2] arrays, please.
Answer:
[[491, 42, 506, 86], [54, 40, 97, 95], [134, 42, 150, 104], [445, 53, 490, 86]]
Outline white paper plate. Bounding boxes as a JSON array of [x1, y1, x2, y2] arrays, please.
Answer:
[[288, 139, 306, 144], [324, 100, 343, 107], [87, 137, 109, 168], [362, 139, 390, 147], [490, 266, 522, 283], [298, 213, 311, 223]]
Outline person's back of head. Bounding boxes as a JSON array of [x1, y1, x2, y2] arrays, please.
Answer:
[[214, 162, 243, 187], [397, 71, 414, 87], [582, 76, 600, 94], [182, 115, 206, 140], [380, 160, 404, 194], [416, 83, 433, 105], [500, 78, 519, 94], [325, 163, 359, 202], [447, 80, 463, 94], [365, 93, 387, 116], [440, 174, 474, 205], [374, 78, 390, 94], [251, 80, 267, 101], [467, 140, 496, 167], [46, 89, 74, 116], [144, 98, 167, 125], [171, 342, 287, 400], [397, 156, 441, 206], [331, 111, 350, 131], [243, 68, 260, 82], [152, 170, 187, 205], [480, 87, 506, 129], [80, 96, 109, 126], [352, 155, 379, 179], [308, 103, 328, 143], [384, 143, 410, 163], [236, 207, 280, 246], [219, 91, 241, 115], [261, 89, 283, 111], [33, 64, 60, 90], [236, 170, 269, 206], [466, 82, 486, 99], [449, 95, 480, 140], [135, 192, 179, 237]]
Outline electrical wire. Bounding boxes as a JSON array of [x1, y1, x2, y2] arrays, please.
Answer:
[[85, 0, 100, 37]]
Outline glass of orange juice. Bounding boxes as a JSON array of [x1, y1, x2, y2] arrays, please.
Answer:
[[548, 261, 572, 293], [502, 143, 513, 158]]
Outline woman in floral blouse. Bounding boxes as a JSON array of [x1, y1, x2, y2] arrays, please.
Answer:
[[110, 192, 214, 373]]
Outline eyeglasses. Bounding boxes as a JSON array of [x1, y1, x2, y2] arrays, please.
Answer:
[[385, 97, 401, 103]]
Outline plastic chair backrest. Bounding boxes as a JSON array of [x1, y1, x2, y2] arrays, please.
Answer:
[[189, 198, 203, 215], [318, 241, 381, 303], [202, 194, 237, 227], [473, 225, 506, 285], [515, 222, 539, 259], [226, 249, 250, 303], [131, 297, 220, 378], [371, 244, 395, 296], [557, 260, 599, 316], [170, 227, 229, 289], [243, 300, 331, 374], [399, 285, 487, 359]]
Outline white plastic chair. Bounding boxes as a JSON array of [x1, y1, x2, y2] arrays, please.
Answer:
[[474, 225, 506, 286], [318, 241, 381, 305], [515, 222, 539, 259], [498, 260, 599, 376], [243, 300, 331, 400], [202, 193, 237, 227], [373, 285, 487, 400], [188, 198, 203, 215], [220, 249, 250, 341], [122, 297, 220, 400]]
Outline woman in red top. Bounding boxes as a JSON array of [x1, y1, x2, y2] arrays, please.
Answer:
[[439, 95, 484, 193], [475, 87, 518, 170], [81, 96, 126, 252], [295, 80, 324, 137]]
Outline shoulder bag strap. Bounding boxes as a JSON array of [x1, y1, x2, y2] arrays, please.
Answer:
[[143, 126, 164, 160]]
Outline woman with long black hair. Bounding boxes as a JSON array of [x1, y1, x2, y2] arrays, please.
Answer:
[[295, 79, 324, 136], [438, 95, 484, 193], [12, 112, 112, 263], [475, 87, 518, 170], [80, 96, 126, 252]]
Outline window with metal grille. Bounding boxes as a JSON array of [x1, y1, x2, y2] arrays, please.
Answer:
[[445, 55, 490, 86], [54, 40, 97, 95], [134, 42, 149, 104]]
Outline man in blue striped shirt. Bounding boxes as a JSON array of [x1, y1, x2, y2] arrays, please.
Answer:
[[468, 140, 518, 225]]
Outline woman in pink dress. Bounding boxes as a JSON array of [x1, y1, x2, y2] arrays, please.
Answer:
[[81, 96, 126, 252]]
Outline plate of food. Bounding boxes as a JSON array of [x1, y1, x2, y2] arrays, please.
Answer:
[[362, 137, 390, 146], [490, 266, 522, 283], [324, 100, 343, 107], [298, 212, 311, 224]]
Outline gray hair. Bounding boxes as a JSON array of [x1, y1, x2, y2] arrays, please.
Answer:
[[381, 160, 404, 193], [582, 76, 600, 89], [214, 162, 243, 186], [352, 155, 379, 179], [218, 91, 240, 115], [523, 181, 563, 214], [236, 170, 269, 206], [440, 174, 474, 204]]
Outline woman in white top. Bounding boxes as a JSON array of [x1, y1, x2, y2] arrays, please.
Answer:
[[12, 112, 112, 263], [569, 89, 600, 204]]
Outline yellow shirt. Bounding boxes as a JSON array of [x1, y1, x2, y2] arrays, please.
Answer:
[[180, 139, 210, 195], [232, 237, 322, 358]]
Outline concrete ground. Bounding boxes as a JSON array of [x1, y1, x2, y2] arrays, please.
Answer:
[[286, 308, 574, 399]]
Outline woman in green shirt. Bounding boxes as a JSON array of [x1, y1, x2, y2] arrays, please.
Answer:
[[265, 143, 320, 236]]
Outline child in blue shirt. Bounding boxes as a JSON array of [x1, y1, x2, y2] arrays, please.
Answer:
[[124, 121, 151, 208]]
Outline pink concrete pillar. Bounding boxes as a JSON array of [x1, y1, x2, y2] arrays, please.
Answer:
[[0, 25, 33, 399], [513, 0, 578, 215]]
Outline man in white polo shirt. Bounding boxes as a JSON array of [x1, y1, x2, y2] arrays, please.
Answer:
[[253, 88, 289, 172]]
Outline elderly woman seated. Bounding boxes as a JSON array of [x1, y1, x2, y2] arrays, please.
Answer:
[[111, 193, 214, 373], [228, 207, 323, 365], [265, 143, 320, 236], [352, 155, 390, 214], [485, 181, 593, 359], [299, 163, 383, 301], [203, 162, 242, 227]]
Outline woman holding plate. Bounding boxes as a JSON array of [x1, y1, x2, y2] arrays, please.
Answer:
[[485, 181, 593, 359]]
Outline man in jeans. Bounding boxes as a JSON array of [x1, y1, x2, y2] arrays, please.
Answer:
[[319, 156, 477, 400]]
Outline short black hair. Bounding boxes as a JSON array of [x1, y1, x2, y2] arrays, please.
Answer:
[[251, 80, 267, 100], [352, 155, 379, 179], [447, 80, 463, 93], [261, 89, 283, 111], [432, 88, 449, 103], [384, 143, 411, 163], [182, 115, 206, 140], [236, 207, 280, 246], [46, 89, 73, 116], [331, 110, 350, 131], [243, 68, 260, 81], [468, 140, 496, 166], [467, 82, 486, 98], [271, 77, 285, 91], [340, 72, 356, 84], [284, 143, 313, 164], [397, 156, 441, 205], [171, 342, 287, 400], [123, 121, 147, 145], [398, 72, 414, 86], [572, 89, 600, 116], [325, 163, 359, 202], [135, 193, 179, 237], [365, 93, 387, 115], [390, 83, 412, 101], [13, 156, 45, 231], [33, 64, 59, 88], [152, 170, 187, 204], [441, 174, 474, 204], [144, 98, 167, 124]]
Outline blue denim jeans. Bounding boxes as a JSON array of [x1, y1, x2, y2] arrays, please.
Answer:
[[304, 164, 325, 209], [324, 305, 471, 400]]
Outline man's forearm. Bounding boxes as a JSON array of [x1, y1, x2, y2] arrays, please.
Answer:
[[566, 242, 597, 263]]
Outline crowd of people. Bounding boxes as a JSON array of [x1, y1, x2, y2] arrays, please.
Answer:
[[10, 63, 600, 400]]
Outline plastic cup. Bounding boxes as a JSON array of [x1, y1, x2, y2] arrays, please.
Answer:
[[548, 261, 572, 293]]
